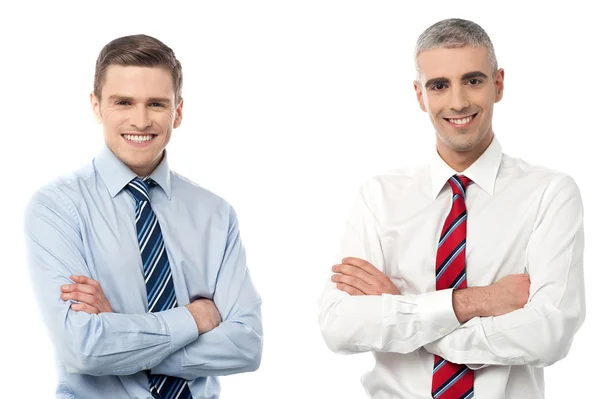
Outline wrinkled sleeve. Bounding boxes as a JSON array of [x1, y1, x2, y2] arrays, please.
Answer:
[[151, 204, 263, 379], [24, 188, 199, 376], [318, 181, 461, 355], [425, 175, 585, 368]]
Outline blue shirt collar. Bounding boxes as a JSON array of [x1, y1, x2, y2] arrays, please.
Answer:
[[94, 144, 172, 200]]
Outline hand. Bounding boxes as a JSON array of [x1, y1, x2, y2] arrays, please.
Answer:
[[60, 275, 113, 314], [185, 298, 222, 334], [331, 257, 400, 296]]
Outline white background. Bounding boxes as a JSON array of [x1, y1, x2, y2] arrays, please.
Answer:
[[0, 1, 597, 397]]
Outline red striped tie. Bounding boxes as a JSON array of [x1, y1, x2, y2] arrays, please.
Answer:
[[431, 175, 474, 399]]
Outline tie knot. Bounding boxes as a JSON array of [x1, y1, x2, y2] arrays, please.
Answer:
[[448, 175, 471, 197], [126, 177, 155, 202]]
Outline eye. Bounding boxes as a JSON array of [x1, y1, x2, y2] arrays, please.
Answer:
[[466, 78, 483, 86], [430, 83, 447, 91], [116, 100, 131, 106], [149, 102, 165, 107]]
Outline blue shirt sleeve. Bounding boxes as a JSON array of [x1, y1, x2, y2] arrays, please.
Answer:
[[151, 203, 263, 379], [24, 187, 199, 376]]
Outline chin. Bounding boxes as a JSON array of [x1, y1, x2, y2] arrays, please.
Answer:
[[451, 143, 479, 152], [440, 133, 482, 152]]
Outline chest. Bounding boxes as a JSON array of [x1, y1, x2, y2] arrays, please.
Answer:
[[377, 187, 538, 294], [74, 194, 225, 312]]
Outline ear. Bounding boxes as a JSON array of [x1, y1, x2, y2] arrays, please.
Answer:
[[173, 98, 184, 129], [414, 80, 427, 112], [90, 92, 102, 124], [494, 68, 505, 103]]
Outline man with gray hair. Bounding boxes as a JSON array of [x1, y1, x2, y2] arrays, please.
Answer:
[[319, 18, 585, 398]]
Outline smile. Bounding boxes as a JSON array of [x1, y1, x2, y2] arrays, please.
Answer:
[[122, 134, 156, 143], [443, 113, 478, 127]]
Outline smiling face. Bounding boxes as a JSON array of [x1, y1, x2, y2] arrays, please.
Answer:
[[414, 46, 504, 167], [91, 65, 183, 176]]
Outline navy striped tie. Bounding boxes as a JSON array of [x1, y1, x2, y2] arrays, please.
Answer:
[[127, 177, 193, 399]]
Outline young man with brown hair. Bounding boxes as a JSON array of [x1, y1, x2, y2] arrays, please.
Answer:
[[24, 34, 262, 399]]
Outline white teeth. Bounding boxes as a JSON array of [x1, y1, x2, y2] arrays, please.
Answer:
[[448, 115, 474, 125], [124, 134, 153, 143]]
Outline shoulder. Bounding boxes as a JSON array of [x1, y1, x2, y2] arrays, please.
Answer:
[[26, 163, 96, 214], [24, 162, 96, 230], [500, 153, 580, 194], [170, 171, 237, 219], [358, 163, 430, 202]]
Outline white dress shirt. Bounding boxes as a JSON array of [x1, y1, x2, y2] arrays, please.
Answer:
[[318, 136, 585, 399]]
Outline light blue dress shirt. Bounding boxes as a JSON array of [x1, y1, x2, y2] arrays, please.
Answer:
[[24, 145, 263, 399]]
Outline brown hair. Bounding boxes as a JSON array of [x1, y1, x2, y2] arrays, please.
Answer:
[[93, 34, 183, 103]]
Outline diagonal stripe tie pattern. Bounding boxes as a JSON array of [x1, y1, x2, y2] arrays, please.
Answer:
[[126, 177, 193, 399], [431, 175, 474, 399]]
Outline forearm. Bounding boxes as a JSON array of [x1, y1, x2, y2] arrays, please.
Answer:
[[152, 305, 263, 379], [24, 202, 199, 376], [452, 286, 487, 323], [427, 247, 585, 367], [425, 297, 585, 368], [55, 306, 199, 376], [320, 188, 462, 354], [153, 208, 264, 380], [319, 282, 460, 354]]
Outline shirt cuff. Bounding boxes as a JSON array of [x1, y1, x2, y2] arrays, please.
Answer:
[[416, 288, 461, 336], [157, 306, 199, 352]]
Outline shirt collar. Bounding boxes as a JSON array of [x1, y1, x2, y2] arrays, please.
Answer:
[[94, 144, 173, 200], [430, 135, 502, 199]]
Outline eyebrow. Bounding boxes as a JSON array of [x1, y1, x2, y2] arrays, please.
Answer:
[[148, 97, 172, 104], [462, 71, 488, 81], [107, 95, 172, 104], [424, 71, 489, 88]]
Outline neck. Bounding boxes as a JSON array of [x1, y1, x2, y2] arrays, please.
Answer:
[[130, 152, 164, 177], [437, 132, 494, 172]]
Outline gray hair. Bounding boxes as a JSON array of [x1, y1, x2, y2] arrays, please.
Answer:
[[414, 18, 498, 79]]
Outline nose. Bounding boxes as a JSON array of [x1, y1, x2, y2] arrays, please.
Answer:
[[130, 105, 151, 131], [449, 86, 470, 113]]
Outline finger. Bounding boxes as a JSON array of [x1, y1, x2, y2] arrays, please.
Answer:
[[341, 257, 382, 276], [61, 283, 99, 296], [71, 275, 101, 287], [336, 263, 378, 281], [336, 282, 365, 296], [62, 291, 100, 308], [334, 264, 382, 290], [341, 257, 370, 267], [70, 302, 100, 314], [331, 273, 377, 295]]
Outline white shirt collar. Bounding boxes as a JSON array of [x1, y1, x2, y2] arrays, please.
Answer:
[[430, 135, 503, 199]]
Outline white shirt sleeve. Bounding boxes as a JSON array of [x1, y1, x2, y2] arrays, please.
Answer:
[[318, 181, 461, 354], [424, 175, 586, 368]]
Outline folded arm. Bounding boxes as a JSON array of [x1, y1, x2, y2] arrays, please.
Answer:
[[151, 204, 263, 380], [318, 182, 463, 354], [424, 175, 586, 368], [24, 189, 199, 376]]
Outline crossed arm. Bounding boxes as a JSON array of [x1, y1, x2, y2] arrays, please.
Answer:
[[24, 189, 263, 379], [61, 276, 222, 336], [319, 176, 585, 368]]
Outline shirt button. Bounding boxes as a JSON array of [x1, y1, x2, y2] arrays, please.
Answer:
[[439, 328, 447, 334]]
